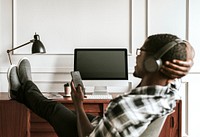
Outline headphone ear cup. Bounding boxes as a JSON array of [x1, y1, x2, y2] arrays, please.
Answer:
[[144, 57, 162, 72]]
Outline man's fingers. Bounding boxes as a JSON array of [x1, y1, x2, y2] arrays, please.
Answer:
[[160, 67, 185, 78], [172, 59, 193, 67], [163, 61, 188, 72], [70, 81, 76, 91]]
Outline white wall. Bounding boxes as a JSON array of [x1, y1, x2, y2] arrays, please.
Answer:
[[0, 0, 200, 136], [13, 0, 131, 54]]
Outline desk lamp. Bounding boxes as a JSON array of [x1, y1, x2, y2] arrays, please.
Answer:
[[7, 33, 46, 65]]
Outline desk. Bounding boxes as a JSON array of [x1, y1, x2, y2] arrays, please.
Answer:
[[0, 92, 181, 137], [0, 94, 28, 137], [0, 92, 110, 137]]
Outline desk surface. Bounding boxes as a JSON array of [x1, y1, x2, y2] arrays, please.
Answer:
[[0, 92, 10, 100]]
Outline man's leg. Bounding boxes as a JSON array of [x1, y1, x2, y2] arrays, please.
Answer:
[[7, 58, 96, 137], [18, 80, 79, 137]]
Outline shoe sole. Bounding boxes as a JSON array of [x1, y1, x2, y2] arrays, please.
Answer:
[[7, 65, 17, 99]]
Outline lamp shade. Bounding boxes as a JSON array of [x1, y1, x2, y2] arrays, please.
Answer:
[[32, 40, 46, 54], [32, 34, 46, 54]]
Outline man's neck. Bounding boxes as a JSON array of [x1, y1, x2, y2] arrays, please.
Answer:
[[139, 73, 172, 87]]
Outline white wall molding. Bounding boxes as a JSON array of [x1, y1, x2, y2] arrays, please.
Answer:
[[12, 0, 133, 55]]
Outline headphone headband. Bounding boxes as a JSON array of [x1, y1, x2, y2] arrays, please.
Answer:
[[154, 39, 184, 59]]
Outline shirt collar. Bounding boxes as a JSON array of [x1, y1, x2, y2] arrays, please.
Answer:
[[128, 79, 180, 96]]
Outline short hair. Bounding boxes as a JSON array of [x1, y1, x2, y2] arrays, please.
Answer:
[[143, 34, 187, 62]]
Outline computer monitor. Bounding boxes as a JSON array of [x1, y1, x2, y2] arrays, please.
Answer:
[[74, 48, 128, 94]]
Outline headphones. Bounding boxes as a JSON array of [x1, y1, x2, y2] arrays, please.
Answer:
[[144, 39, 185, 72]]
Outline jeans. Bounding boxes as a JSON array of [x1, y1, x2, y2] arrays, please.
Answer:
[[17, 81, 96, 137]]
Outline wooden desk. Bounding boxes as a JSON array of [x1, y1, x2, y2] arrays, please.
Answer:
[[0, 96, 29, 137], [0, 92, 110, 137], [0, 92, 181, 137]]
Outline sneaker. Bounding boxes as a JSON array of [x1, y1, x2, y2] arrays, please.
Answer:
[[7, 65, 21, 99], [18, 57, 32, 84]]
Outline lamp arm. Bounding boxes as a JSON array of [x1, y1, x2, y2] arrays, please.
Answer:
[[7, 39, 34, 65], [7, 40, 34, 53]]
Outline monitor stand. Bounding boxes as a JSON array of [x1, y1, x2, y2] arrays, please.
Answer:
[[93, 86, 108, 95]]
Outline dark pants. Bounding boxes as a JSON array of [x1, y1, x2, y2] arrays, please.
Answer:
[[16, 81, 96, 137]]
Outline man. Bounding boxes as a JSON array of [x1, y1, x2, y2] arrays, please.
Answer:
[[7, 34, 194, 137]]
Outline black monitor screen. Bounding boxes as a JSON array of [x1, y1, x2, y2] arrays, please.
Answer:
[[74, 48, 128, 80]]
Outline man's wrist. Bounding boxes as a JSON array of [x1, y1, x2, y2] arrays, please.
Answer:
[[75, 103, 84, 112], [76, 108, 85, 116]]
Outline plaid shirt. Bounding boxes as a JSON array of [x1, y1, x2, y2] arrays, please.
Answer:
[[89, 80, 179, 137]]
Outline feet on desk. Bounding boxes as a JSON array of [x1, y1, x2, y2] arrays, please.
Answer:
[[7, 57, 32, 99], [7, 65, 21, 99], [18, 57, 32, 84]]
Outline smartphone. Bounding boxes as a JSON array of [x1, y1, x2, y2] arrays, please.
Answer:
[[70, 71, 85, 94]]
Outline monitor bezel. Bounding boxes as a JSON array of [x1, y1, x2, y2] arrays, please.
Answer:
[[74, 48, 128, 80]]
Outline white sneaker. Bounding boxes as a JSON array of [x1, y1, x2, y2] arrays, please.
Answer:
[[7, 65, 21, 99]]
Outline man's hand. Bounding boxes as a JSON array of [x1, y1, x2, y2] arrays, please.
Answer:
[[70, 81, 94, 137], [70, 81, 84, 110], [161, 59, 193, 79]]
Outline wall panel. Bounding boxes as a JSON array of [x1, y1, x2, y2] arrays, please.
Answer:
[[147, 0, 187, 38], [13, 0, 132, 54]]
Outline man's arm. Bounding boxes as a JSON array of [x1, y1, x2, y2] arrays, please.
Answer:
[[70, 82, 94, 137], [161, 59, 193, 79]]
